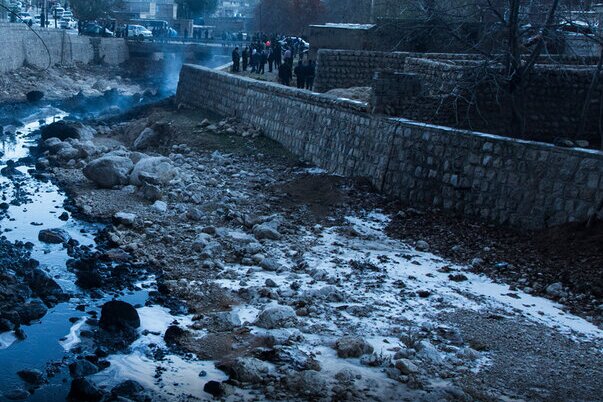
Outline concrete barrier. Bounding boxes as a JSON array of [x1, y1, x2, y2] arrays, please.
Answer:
[[0, 23, 128, 73]]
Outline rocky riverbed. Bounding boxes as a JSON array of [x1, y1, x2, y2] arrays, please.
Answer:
[[16, 95, 600, 402]]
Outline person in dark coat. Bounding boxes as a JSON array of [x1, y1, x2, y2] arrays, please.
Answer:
[[294, 60, 305, 89], [242, 46, 249, 71], [305, 60, 316, 90], [279, 62, 292, 86], [259, 50, 267, 74], [267, 48, 274, 73], [232, 47, 240, 72], [274, 42, 282, 69]]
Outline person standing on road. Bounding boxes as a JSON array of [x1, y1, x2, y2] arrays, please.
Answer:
[[305, 60, 316, 90], [232, 47, 240, 72], [279, 61, 292, 86], [250, 48, 257, 73], [274, 42, 282, 69], [267, 47, 274, 73], [294, 60, 305, 89], [259, 49, 267, 74], [242, 46, 249, 71], [284, 48, 292, 68], [253, 49, 262, 73]]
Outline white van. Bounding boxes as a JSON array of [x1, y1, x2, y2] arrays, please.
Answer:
[[128, 25, 153, 41], [51, 7, 65, 18]]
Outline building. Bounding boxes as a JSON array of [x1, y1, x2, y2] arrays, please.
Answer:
[[213, 0, 257, 18], [119, 0, 178, 22]]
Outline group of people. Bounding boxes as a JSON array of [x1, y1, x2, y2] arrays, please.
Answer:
[[231, 36, 315, 90]]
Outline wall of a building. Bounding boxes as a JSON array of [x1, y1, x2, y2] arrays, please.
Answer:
[[0, 23, 129, 73], [176, 64, 603, 229], [314, 50, 410, 92]]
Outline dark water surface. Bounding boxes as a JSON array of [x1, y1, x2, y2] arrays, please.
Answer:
[[0, 51, 231, 400]]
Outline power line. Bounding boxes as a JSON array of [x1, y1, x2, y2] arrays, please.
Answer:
[[0, 3, 52, 70]]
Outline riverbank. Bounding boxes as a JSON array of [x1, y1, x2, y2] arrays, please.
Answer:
[[38, 96, 603, 401], [0, 60, 602, 401]]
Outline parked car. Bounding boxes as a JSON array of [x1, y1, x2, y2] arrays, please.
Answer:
[[127, 25, 153, 41], [60, 17, 77, 29], [279, 36, 310, 50], [82, 23, 114, 37], [51, 6, 64, 18], [34, 15, 41, 25], [62, 11, 73, 19], [18, 12, 32, 24]]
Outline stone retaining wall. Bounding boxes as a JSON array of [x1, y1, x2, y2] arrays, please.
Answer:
[[0, 23, 128, 73], [314, 49, 600, 94], [316, 49, 603, 144], [313, 50, 489, 93], [176, 64, 603, 229]]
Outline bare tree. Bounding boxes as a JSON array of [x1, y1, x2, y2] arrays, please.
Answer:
[[383, 0, 593, 139]]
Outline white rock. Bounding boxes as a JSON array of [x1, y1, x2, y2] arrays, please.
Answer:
[[114, 212, 137, 226], [153, 201, 168, 213], [254, 305, 297, 329], [415, 240, 430, 251], [129, 156, 177, 186]]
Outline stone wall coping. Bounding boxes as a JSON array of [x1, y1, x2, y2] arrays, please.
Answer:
[[317, 48, 600, 66], [183, 63, 370, 113], [391, 117, 603, 159]]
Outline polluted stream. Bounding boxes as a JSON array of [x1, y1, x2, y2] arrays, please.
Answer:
[[0, 54, 230, 401]]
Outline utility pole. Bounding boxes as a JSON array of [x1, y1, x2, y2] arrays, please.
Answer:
[[41, 0, 46, 27]]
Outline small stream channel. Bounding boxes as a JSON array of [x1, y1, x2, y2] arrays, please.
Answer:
[[0, 52, 231, 401]]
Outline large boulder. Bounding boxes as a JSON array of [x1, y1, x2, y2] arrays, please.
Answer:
[[83, 155, 134, 188], [56, 145, 81, 161], [38, 228, 71, 244], [221, 357, 270, 384], [132, 123, 172, 150], [26, 268, 68, 305], [254, 305, 297, 329], [42, 138, 70, 153], [286, 370, 328, 399], [334, 336, 374, 358], [164, 325, 189, 347], [69, 360, 99, 378], [71, 140, 99, 159], [129, 157, 177, 186], [99, 300, 140, 332], [40, 121, 96, 141], [17, 369, 46, 385], [68, 378, 105, 402], [26, 90, 44, 102], [111, 380, 148, 401], [15, 301, 47, 324], [253, 223, 281, 240]]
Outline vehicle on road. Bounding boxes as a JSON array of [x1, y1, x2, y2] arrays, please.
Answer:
[[18, 12, 32, 24], [82, 22, 114, 37], [279, 36, 310, 50], [60, 17, 77, 30], [127, 25, 153, 41], [50, 6, 64, 18]]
